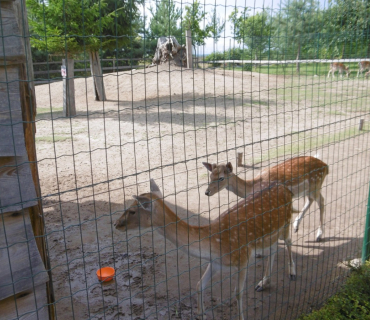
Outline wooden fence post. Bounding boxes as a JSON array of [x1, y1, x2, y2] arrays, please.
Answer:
[[62, 58, 76, 117], [186, 30, 193, 69]]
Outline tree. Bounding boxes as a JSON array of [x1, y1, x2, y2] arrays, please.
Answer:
[[147, 0, 182, 52], [323, 0, 370, 58], [208, 7, 225, 45], [182, 0, 212, 49], [229, 9, 273, 60], [273, 0, 319, 72], [28, 0, 142, 100]]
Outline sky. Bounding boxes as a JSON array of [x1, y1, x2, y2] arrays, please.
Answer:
[[139, 0, 331, 54]]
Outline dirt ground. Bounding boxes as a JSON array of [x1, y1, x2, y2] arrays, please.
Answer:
[[34, 64, 370, 319]]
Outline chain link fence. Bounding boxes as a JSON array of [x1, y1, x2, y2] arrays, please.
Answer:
[[2, 0, 370, 319]]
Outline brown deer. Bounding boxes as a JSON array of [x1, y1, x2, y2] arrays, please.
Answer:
[[357, 61, 370, 77], [203, 156, 329, 242], [115, 179, 296, 320], [327, 62, 351, 78]]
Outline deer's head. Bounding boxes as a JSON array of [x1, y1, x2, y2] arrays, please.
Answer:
[[203, 162, 233, 196], [114, 179, 163, 232]]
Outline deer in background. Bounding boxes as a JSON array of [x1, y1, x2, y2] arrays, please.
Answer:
[[115, 179, 296, 320], [203, 156, 329, 242], [327, 62, 351, 78], [357, 61, 370, 77]]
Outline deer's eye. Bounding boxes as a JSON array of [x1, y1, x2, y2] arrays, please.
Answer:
[[219, 177, 225, 182], [129, 210, 136, 215]]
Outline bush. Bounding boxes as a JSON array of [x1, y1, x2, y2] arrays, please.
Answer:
[[299, 261, 370, 320], [243, 63, 253, 71]]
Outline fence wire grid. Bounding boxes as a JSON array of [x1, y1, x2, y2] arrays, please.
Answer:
[[2, 0, 370, 319]]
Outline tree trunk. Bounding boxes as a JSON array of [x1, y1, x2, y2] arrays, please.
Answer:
[[89, 51, 106, 101], [254, 52, 258, 70], [296, 42, 301, 73], [62, 58, 76, 117]]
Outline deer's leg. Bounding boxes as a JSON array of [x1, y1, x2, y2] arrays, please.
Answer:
[[255, 242, 277, 292], [327, 70, 331, 78], [196, 262, 220, 316], [357, 70, 360, 77], [279, 225, 296, 280], [293, 197, 314, 233], [236, 266, 247, 320], [315, 193, 325, 242]]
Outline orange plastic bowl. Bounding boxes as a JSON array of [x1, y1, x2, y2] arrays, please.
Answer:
[[96, 267, 115, 282]]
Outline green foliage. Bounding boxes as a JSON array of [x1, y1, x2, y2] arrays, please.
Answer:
[[147, 0, 182, 48], [273, 0, 320, 60], [300, 262, 370, 320], [27, 0, 141, 55], [208, 8, 225, 44], [182, 0, 211, 47]]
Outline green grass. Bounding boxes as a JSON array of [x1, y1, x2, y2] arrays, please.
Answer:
[[36, 135, 71, 143], [299, 261, 370, 319], [253, 124, 370, 164], [37, 107, 63, 115], [217, 62, 364, 78]]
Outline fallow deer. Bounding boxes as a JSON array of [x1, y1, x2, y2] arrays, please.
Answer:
[[115, 179, 296, 320], [357, 61, 370, 77], [203, 156, 329, 242], [327, 62, 351, 78]]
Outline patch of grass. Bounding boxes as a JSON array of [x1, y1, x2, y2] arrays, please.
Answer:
[[37, 107, 63, 115], [36, 135, 71, 143], [253, 123, 369, 164], [299, 261, 370, 319], [326, 110, 346, 116]]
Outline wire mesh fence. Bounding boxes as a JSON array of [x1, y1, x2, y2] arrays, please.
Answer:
[[2, 0, 370, 319]]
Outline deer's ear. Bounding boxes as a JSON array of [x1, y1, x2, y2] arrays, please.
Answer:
[[133, 195, 153, 211], [150, 179, 163, 198], [226, 162, 233, 173], [202, 162, 213, 172]]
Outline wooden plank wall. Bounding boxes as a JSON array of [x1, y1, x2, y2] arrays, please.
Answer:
[[0, 0, 54, 318]]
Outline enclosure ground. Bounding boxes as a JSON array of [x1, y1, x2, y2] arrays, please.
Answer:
[[35, 66, 370, 319]]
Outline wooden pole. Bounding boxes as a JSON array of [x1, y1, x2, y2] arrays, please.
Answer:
[[359, 119, 364, 131], [62, 58, 76, 117], [237, 152, 243, 167], [186, 29, 193, 69]]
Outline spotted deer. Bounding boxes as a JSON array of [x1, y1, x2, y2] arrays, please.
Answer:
[[203, 156, 329, 242], [327, 62, 351, 78], [115, 179, 296, 320], [357, 61, 370, 77]]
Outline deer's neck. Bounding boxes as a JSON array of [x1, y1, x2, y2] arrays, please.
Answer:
[[152, 200, 213, 260], [226, 174, 254, 198]]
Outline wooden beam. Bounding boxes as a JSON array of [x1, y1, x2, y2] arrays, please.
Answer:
[[0, 2, 24, 58], [0, 65, 28, 157], [0, 210, 49, 300], [0, 284, 48, 320], [0, 156, 38, 212]]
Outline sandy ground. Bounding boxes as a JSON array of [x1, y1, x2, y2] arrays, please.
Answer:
[[34, 64, 370, 319]]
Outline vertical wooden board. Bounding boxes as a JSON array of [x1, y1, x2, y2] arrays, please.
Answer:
[[0, 1, 25, 60], [0, 210, 48, 300], [0, 284, 49, 320], [0, 65, 28, 157], [0, 156, 37, 214]]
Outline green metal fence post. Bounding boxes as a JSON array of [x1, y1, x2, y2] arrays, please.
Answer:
[[361, 182, 370, 263]]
